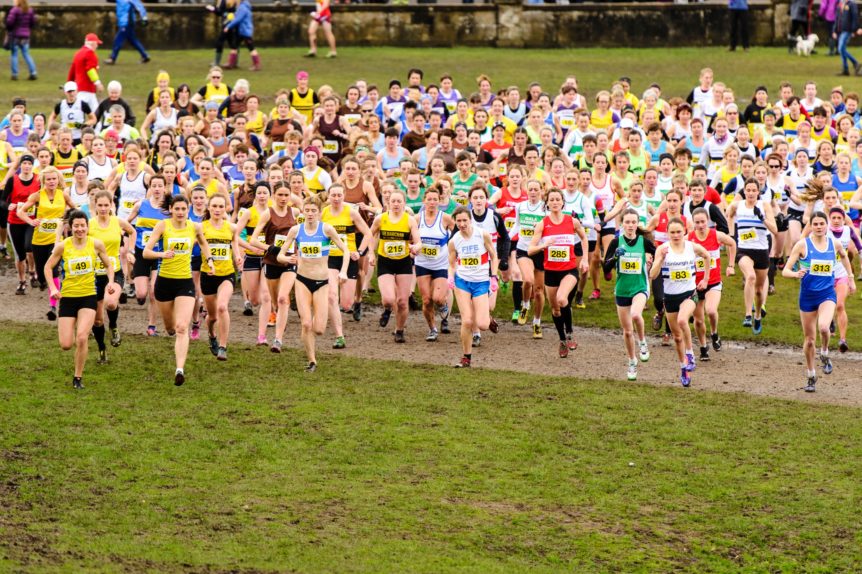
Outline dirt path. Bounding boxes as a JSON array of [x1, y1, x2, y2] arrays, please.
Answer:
[[2, 266, 860, 407]]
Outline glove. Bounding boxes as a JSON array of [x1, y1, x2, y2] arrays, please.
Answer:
[[615, 247, 626, 259], [490, 276, 498, 293], [753, 205, 764, 221]]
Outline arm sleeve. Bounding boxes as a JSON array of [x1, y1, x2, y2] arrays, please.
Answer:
[[643, 237, 656, 256], [851, 226, 862, 251], [602, 237, 620, 274], [124, 101, 136, 127], [87, 68, 100, 84], [494, 213, 510, 263], [710, 203, 729, 234], [1, 177, 14, 203]]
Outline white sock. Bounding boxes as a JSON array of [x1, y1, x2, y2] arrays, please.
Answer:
[[533, 318, 541, 326], [821, 348, 829, 357]]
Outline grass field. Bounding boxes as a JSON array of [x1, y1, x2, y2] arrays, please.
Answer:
[[1, 322, 861, 572]]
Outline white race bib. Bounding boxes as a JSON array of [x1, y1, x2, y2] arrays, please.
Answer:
[[67, 256, 92, 276], [383, 241, 406, 258], [619, 255, 642, 274]]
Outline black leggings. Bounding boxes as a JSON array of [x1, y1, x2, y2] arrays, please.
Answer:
[[31, 243, 56, 285], [238, 36, 255, 51], [215, 28, 239, 53], [651, 274, 671, 334], [8, 223, 33, 262]]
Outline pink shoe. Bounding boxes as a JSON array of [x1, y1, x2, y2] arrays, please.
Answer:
[[256, 335, 268, 346], [190, 321, 200, 341]]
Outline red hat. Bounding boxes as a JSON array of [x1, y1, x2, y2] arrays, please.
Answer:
[[85, 33, 102, 45]]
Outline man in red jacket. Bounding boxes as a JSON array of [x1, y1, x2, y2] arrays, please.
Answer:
[[67, 33, 104, 112]]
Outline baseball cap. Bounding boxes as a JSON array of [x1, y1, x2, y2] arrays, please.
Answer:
[[19, 154, 34, 164], [620, 118, 635, 129], [84, 33, 102, 45], [63, 81, 78, 93], [296, 71, 309, 81], [492, 122, 506, 132]]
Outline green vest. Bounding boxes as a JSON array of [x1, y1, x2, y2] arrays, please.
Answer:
[[615, 235, 649, 298]]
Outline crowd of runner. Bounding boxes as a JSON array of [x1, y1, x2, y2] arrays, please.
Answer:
[[2, 63, 858, 393]]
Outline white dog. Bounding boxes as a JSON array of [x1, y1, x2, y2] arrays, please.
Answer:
[[795, 34, 819, 56]]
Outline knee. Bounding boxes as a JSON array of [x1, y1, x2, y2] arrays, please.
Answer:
[[622, 326, 633, 338], [60, 340, 73, 351], [556, 297, 568, 309], [477, 318, 490, 331], [744, 274, 756, 285], [277, 295, 290, 307], [676, 318, 688, 331], [217, 302, 229, 315], [313, 325, 325, 336], [76, 332, 88, 347], [301, 318, 313, 331], [174, 324, 188, 336], [395, 297, 408, 311]]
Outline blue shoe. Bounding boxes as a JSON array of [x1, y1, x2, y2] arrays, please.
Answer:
[[752, 317, 762, 335], [680, 368, 691, 388], [685, 352, 696, 372], [742, 315, 752, 328], [821, 354, 833, 375]]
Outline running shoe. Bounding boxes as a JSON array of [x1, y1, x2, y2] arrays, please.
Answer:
[[243, 301, 254, 316], [511, 309, 520, 324], [711, 332, 722, 352], [119, 292, 128, 304], [454, 356, 471, 368], [742, 315, 752, 328], [146, 325, 158, 337], [38, 280, 47, 291], [426, 328, 439, 342], [438, 303, 449, 320], [532, 324, 543, 339], [699, 346, 710, 362], [46, 306, 57, 321], [440, 318, 450, 334], [472, 334, 481, 347], [270, 339, 282, 353], [209, 336, 219, 356], [379, 308, 392, 328], [174, 369, 185, 386], [98, 349, 108, 364], [124, 282, 135, 298], [72, 377, 84, 390], [804, 376, 817, 393], [820, 354, 833, 375], [760, 305, 767, 319], [489, 317, 499, 334], [256, 335, 268, 346], [394, 330, 406, 344], [627, 361, 638, 381], [685, 352, 696, 372], [190, 322, 200, 341], [752, 317, 762, 335], [567, 334, 578, 351], [110, 328, 121, 347], [217, 347, 227, 361], [589, 289, 601, 300], [305, 362, 317, 372], [30, 274, 38, 288], [768, 284, 776, 295], [603, 270, 612, 281], [661, 333, 671, 346], [638, 341, 650, 362], [517, 305, 529, 325], [680, 368, 691, 388], [558, 341, 568, 359], [839, 339, 849, 353], [267, 312, 277, 327], [333, 336, 346, 349], [652, 312, 664, 331], [574, 293, 586, 309], [15, 281, 25, 295], [352, 302, 362, 322]]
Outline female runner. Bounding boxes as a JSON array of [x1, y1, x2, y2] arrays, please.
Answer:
[[15, 166, 76, 320], [321, 183, 371, 349], [470, 185, 510, 339], [201, 193, 242, 361], [527, 188, 589, 357], [828, 207, 857, 353], [275, 194, 350, 372], [448, 206, 499, 368], [412, 184, 454, 342], [688, 207, 736, 361], [249, 182, 299, 353], [604, 209, 654, 381], [783, 211, 855, 392], [88, 190, 136, 362], [187, 186, 209, 341], [368, 188, 421, 343], [45, 210, 115, 390], [727, 177, 777, 334], [143, 194, 215, 386], [509, 179, 547, 338], [235, 181, 273, 345], [650, 218, 711, 387], [489, 164, 526, 323]]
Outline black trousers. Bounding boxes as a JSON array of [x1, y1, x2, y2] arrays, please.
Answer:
[[730, 9, 750, 50]]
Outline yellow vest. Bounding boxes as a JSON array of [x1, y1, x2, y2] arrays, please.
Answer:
[[88, 215, 122, 274], [322, 204, 357, 257], [377, 212, 411, 259], [202, 219, 235, 276], [61, 236, 97, 298], [159, 219, 197, 279], [33, 189, 67, 246]]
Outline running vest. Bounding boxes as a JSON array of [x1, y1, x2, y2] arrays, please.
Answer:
[[833, 173, 859, 220], [290, 88, 317, 124], [135, 200, 167, 250], [541, 215, 578, 271], [69, 181, 88, 209], [7, 176, 39, 226], [643, 190, 664, 212], [662, 241, 697, 295], [497, 186, 525, 233], [415, 209, 449, 271], [85, 155, 114, 182], [735, 200, 770, 251], [562, 190, 595, 243], [626, 199, 650, 227], [118, 171, 147, 220], [321, 204, 357, 257], [615, 234, 649, 297], [689, 228, 721, 286], [242, 204, 266, 255], [653, 212, 686, 246], [202, 219, 235, 276], [88, 215, 122, 275], [801, 236, 836, 292], [452, 172, 478, 204], [53, 148, 82, 187], [683, 199, 716, 228], [296, 221, 330, 260], [645, 140, 668, 164], [32, 189, 66, 246], [263, 207, 297, 266], [303, 167, 326, 195], [61, 236, 97, 297], [830, 227, 851, 279], [472, 209, 499, 248], [515, 201, 546, 251], [202, 83, 230, 105], [377, 212, 411, 260], [158, 219, 197, 279], [58, 99, 87, 141], [404, 190, 425, 214], [452, 227, 490, 282]]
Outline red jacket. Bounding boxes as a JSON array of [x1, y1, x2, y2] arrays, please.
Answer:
[[68, 46, 100, 93]]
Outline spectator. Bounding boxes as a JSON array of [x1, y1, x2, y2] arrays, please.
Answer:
[[223, 0, 260, 71], [206, 0, 238, 68], [833, 0, 862, 76], [305, 0, 337, 59], [728, 0, 750, 52], [94, 81, 136, 131], [104, 0, 150, 65], [5, 0, 36, 81], [68, 33, 104, 112], [821, 0, 840, 55]]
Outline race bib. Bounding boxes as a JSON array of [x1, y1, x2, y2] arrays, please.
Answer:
[[810, 259, 833, 276], [619, 256, 642, 274], [142, 230, 153, 246], [739, 229, 758, 244], [344, 114, 361, 126], [122, 199, 137, 211], [273, 234, 288, 248], [271, 141, 286, 153], [669, 269, 691, 282], [39, 218, 61, 234], [504, 218, 515, 230], [420, 244, 439, 258], [300, 241, 323, 258], [460, 256, 480, 268], [559, 116, 576, 130], [210, 246, 230, 261], [695, 257, 717, 271], [520, 227, 534, 238], [383, 241, 406, 258], [548, 247, 570, 262], [238, 208, 249, 220], [167, 237, 190, 255], [322, 140, 339, 154], [67, 256, 92, 276], [454, 195, 469, 207], [95, 255, 119, 275]]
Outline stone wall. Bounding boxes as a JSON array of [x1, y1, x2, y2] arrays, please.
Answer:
[[25, 2, 790, 49]]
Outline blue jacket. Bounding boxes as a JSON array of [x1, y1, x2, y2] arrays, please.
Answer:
[[116, 0, 147, 28], [728, 0, 748, 10], [225, 0, 253, 38], [835, 0, 860, 34]]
